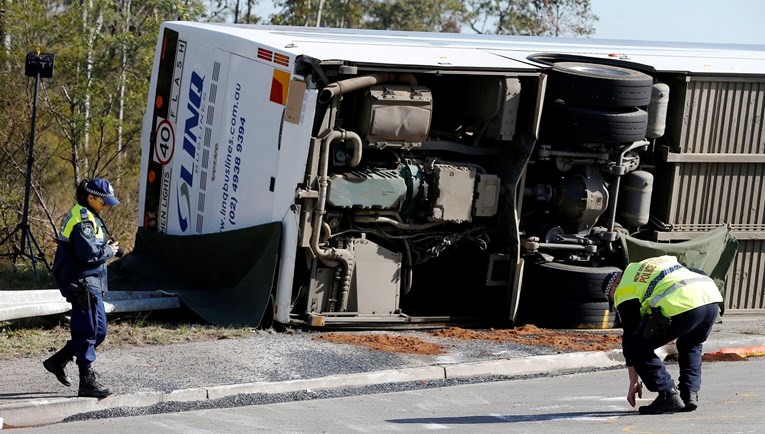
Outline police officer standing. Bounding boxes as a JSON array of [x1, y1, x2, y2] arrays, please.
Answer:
[[603, 255, 723, 414], [44, 178, 122, 398]]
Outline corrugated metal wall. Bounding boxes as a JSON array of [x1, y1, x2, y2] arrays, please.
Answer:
[[661, 76, 765, 311], [682, 79, 764, 154], [668, 163, 764, 230]]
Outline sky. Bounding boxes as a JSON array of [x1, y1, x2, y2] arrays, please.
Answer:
[[590, 0, 764, 45], [252, 0, 765, 46]]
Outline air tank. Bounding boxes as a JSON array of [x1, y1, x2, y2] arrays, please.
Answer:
[[646, 83, 669, 139], [618, 170, 654, 227]]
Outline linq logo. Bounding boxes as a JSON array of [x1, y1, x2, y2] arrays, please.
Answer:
[[176, 70, 204, 232]]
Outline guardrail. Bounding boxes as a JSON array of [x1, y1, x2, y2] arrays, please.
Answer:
[[0, 290, 181, 321]]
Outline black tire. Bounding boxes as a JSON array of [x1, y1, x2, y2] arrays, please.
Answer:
[[545, 103, 648, 143], [535, 299, 616, 329], [548, 62, 654, 108], [527, 261, 621, 301], [517, 260, 621, 329]]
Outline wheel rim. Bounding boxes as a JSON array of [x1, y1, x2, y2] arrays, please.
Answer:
[[565, 65, 633, 77]]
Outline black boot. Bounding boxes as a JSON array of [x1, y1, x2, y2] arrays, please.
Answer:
[[43, 349, 73, 387], [78, 368, 112, 398], [679, 389, 698, 412], [639, 386, 685, 414]]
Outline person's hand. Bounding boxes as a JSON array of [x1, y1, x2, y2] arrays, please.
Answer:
[[626, 366, 643, 407], [627, 379, 643, 407], [108, 240, 124, 257]]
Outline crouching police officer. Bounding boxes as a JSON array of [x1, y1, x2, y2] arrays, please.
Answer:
[[44, 178, 122, 398], [603, 255, 722, 414]]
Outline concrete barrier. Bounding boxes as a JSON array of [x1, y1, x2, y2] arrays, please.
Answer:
[[0, 290, 180, 321]]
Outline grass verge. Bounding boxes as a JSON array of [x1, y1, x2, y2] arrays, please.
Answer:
[[0, 310, 254, 361]]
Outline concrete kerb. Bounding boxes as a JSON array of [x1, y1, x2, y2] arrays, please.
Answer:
[[443, 350, 624, 379], [0, 352, 622, 428], [0, 397, 98, 428]]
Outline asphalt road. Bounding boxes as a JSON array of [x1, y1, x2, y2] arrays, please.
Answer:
[[12, 357, 765, 433]]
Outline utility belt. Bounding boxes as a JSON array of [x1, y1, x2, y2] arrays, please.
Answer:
[[636, 306, 672, 339], [63, 275, 104, 311]]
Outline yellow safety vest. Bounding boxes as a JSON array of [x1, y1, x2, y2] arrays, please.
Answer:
[[59, 204, 105, 242], [614, 255, 723, 317]]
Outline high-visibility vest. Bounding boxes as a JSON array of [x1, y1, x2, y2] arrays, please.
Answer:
[[614, 255, 723, 317], [59, 204, 105, 242]]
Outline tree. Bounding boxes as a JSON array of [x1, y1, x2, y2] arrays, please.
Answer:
[[467, 0, 597, 36], [268, 0, 594, 36], [316, 0, 363, 28], [205, 0, 263, 23], [365, 0, 467, 33], [528, 0, 596, 36], [270, 0, 313, 26], [270, 0, 466, 32], [0, 0, 207, 267]]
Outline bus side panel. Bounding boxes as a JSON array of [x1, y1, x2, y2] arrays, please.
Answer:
[[140, 27, 296, 235], [211, 53, 285, 233]]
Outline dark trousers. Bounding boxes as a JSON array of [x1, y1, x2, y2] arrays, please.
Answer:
[[64, 290, 107, 372], [622, 303, 718, 393]]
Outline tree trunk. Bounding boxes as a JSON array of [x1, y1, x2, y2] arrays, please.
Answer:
[[82, 0, 104, 176], [0, 0, 9, 62], [117, 0, 132, 182], [316, 0, 325, 27]]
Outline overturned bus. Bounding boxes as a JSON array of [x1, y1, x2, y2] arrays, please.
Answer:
[[123, 22, 762, 328]]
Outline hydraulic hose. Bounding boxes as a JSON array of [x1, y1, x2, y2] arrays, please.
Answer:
[[318, 72, 418, 104], [309, 129, 363, 311]]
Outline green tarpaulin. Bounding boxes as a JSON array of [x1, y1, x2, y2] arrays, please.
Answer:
[[109, 222, 281, 327]]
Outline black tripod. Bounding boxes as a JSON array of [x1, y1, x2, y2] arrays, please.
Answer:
[[0, 51, 55, 284]]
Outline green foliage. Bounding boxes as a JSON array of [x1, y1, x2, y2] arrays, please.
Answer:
[[467, 0, 597, 36], [365, 0, 467, 32], [0, 313, 253, 360], [0, 0, 207, 278], [268, 0, 595, 35], [316, 0, 364, 28], [270, 0, 314, 26], [207, 0, 264, 23]]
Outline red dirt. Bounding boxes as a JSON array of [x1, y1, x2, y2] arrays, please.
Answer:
[[318, 333, 445, 355], [316, 325, 623, 355], [702, 352, 748, 362], [433, 325, 623, 352], [666, 352, 748, 362], [316, 326, 755, 362]]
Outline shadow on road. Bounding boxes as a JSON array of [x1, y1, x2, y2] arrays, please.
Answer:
[[389, 410, 635, 425]]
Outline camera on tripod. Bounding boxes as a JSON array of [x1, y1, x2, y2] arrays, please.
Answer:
[[25, 51, 55, 78]]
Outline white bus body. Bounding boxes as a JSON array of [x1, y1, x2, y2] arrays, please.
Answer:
[[138, 22, 765, 327]]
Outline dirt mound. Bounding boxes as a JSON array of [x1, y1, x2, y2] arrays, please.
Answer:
[[316, 325, 623, 355], [702, 352, 748, 362], [432, 325, 623, 352]]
